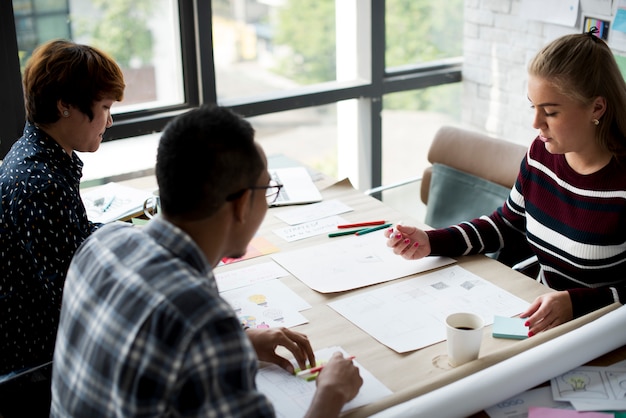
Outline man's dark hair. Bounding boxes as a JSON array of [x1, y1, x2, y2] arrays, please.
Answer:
[[156, 105, 264, 220]]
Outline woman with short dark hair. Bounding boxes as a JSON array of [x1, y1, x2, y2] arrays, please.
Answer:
[[0, 39, 125, 417]]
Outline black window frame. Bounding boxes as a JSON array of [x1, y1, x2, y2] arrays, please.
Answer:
[[0, 0, 461, 190]]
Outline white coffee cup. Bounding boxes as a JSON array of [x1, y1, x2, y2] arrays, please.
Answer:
[[445, 312, 484, 367], [142, 191, 160, 219]]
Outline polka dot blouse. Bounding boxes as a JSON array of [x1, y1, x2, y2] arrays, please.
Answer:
[[0, 122, 101, 375]]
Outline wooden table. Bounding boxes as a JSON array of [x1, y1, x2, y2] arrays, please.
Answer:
[[115, 174, 626, 417]]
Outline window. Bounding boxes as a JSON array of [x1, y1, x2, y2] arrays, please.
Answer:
[[2, 0, 462, 193], [13, 0, 70, 65], [382, 84, 461, 186], [385, 0, 463, 68], [249, 103, 339, 179], [13, 0, 184, 112], [213, 0, 338, 100]]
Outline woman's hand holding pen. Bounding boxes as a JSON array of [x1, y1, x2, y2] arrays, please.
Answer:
[[384, 224, 431, 260]]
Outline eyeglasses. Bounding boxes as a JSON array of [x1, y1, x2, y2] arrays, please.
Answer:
[[226, 180, 284, 206], [251, 180, 284, 205]]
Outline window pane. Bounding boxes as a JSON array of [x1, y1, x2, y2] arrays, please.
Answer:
[[385, 0, 463, 68], [382, 83, 461, 186], [13, 0, 184, 112], [35, 0, 67, 13], [380, 83, 461, 221], [36, 16, 70, 41], [248, 104, 338, 179], [212, 0, 337, 100]]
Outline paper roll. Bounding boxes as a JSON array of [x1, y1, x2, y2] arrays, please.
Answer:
[[371, 305, 626, 418]]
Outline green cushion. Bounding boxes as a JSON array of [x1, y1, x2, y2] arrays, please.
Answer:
[[424, 163, 511, 229]]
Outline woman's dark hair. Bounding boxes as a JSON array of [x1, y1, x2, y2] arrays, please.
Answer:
[[23, 39, 125, 124]]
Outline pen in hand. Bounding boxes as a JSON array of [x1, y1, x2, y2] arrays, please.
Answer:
[[295, 355, 356, 379]]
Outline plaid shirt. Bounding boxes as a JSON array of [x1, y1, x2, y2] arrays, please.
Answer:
[[51, 217, 275, 417]]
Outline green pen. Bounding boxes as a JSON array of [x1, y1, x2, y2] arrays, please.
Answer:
[[355, 222, 392, 236], [328, 228, 366, 238]]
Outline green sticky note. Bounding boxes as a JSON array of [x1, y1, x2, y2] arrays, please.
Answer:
[[492, 315, 528, 340], [131, 217, 149, 226]]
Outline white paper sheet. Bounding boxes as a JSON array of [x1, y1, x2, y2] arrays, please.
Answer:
[[371, 306, 626, 418], [215, 261, 290, 292], [520, 0, 579, 27], [580, 0, 613, 16], [328, 265, 528, 353], [256, 346, 393, 417], [484, 387, 573, 418], [273, 215, 347, 242], [82, 182, 153, 223], [551, 366, 626, 411], [271, 229, 456, 293], [219, 280, 311, 329], [274, 199, 353, 225]]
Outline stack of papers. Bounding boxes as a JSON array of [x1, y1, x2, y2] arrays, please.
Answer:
[[82, 182, 154, 223], [550, 364, 626, 411], [485, 361, 626, 417]]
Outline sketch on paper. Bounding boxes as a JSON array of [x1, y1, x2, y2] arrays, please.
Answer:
[[328, 265, 528, 353]]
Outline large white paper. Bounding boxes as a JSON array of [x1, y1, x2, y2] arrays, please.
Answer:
[[371, 306, 626, 418], [256, 346, 392, 416], [328, 265, 528, 353], [271, 229, 456, 293]]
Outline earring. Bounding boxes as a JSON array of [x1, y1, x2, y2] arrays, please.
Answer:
[[593, 118, 599, 126], [62, 110, 69, 117]]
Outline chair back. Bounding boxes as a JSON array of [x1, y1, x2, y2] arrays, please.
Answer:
[[421, 126, 527, 229]]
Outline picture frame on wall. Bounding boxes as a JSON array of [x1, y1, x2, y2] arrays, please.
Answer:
[[584, 16, 610, 40]]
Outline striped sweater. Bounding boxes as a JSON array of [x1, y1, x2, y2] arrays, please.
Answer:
[[427, 137, 626, 318]]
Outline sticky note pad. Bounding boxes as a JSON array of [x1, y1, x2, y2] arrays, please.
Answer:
[[492, 315, 528, 340]]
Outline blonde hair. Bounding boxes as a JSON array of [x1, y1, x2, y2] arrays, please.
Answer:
[[529, 32, 626, 161]]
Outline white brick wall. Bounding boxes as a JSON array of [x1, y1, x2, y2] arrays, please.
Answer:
[[463, 0, 580, 146]]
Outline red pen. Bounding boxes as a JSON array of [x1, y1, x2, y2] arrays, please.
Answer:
[[295, 355, 356, 378], [337, 220, 386, 229]]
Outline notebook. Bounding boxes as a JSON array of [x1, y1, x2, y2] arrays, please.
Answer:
[[270, 167, 323, 206]]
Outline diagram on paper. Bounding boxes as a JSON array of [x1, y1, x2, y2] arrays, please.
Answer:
[[552, 366, 626, 406], [327, 265, 528, 353], [219, 279, 311, 329]]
